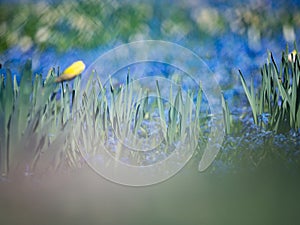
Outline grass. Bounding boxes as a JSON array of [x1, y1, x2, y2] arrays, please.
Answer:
[[221, 93, 232, 135], [214, 48, 300, 171], [1, 48, 300, 177], [238, 48, 300, 133], [0, 61, 77, 176], [75, 72, 203, 166], [0, 61, 206, 177]]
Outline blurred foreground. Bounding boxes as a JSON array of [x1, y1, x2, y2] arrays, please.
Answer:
[[1, 162, 300, 225]]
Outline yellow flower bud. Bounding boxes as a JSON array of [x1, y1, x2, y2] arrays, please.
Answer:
[[288, 50, 297, 63], [56, 60, 86, 82]]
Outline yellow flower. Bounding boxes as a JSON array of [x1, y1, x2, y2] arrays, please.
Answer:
[[288, 49, 297, 63], [55, 60, 86, 82]]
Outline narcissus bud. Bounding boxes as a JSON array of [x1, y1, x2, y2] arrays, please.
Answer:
[[56, 60, 85, 82]]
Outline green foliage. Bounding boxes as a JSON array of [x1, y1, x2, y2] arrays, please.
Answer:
[[239, 49, 300, 133], [0, 62, 206, 177], [1, 53, 299, 177], [75, 76, 203, 165], [221, 93, 232, 135], [1, 0, 297, 52], [0, 60, 78, 176]]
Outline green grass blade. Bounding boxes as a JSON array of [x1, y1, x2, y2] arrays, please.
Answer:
[[221, 93, 231, 135], [155, 80, 167, 142], [239, 70, 258, 124]]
